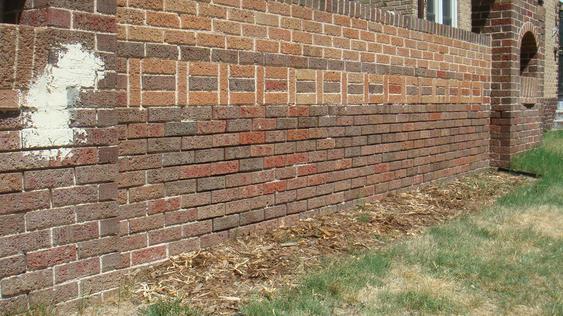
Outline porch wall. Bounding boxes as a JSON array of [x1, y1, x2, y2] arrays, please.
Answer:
[[0, 0, 492, 313]]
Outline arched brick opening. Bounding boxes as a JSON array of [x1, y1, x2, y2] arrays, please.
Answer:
[[0, 0, 26, 24], [520, 31, 539, 77], [519, 28, 539, 102]]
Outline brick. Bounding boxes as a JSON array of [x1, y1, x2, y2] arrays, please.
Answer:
[[165, 179, 196, 196], [169, 238, 200, 256], [229, 78, 255, 91], [0, 255, 26, 279], [148, 226, 182, 245], [197, 203, 226, 220], [189, 76, 218, 91], [0, 173, 23, 193], [142, 75, 176, 90], [129, 214, 165, 233], [101, 253, 129, 272], [0, 90, 20, 111], [0, 190, 50, 215], [164, 122, 197, 136], [80, 270, 122, 296], [200, 231, 228, 248], [165, 0, 197, 13], [197, 176, 226, 191], [53, 222, 99, 246], [131, 245, 167, 265], [180, 46, 210, 61], [162, 151, 195, 166], [1, 269, 52, 297], [77, 236, 118, 259], [164, 208, 197, 226], [213, 214, 239, 231], [55, 257, 100, 284], [0, 131, 19, 150], [76, 164, 118, 184], [0, 295, 28, 315], [28, 282, 78, 307], [27, 246, 77, 270], [148, 197, 181, 214], [0, 214, 24, 236], [195, 148, 224, 163], [73, 12, 116, 33], [0, 230, 51, 258]]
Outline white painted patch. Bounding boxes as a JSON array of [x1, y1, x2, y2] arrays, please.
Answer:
[[21, 43, 106, 159]]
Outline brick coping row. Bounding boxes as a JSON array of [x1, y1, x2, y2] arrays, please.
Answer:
[[268, 0, 491, 45]]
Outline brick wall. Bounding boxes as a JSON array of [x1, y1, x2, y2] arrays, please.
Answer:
[[0, 0, 531, 313], [114, 0, 490, 303], [0, 0, 120, 313]]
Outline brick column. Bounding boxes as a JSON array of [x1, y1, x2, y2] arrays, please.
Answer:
[[0, 0, 120, 313], [473, 0, 544, 167]]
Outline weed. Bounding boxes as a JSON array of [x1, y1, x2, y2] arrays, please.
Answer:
[[356, 213, 371, 223], [139, 299, 200, 316]]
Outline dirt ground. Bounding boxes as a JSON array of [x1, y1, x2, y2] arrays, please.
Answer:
[[88, 170, 530, 315]]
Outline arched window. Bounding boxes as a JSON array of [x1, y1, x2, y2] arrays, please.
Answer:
[[0, 0, 26, 24]]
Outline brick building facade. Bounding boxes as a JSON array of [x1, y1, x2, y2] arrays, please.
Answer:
[[0, 0, 558, 313]]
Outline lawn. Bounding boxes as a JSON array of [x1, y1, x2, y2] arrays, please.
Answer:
[[239, 131, 563, 316]]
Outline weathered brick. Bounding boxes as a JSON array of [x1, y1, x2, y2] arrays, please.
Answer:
[[213, 214, 239, 231], [0, 214, 24, 236], [53, 222, 99, 246], [79, 270, 122, 296], [27, 246, 77, 270], [1, 269, 52, 297], [0, 230, 51, 258], [0, 190, 50, 215], [131, 245, 166, 265], [28, 282, 79, 306], [55, 257, 100, 284], [0, 255, 26, 279], [168, 238, 200, 255]]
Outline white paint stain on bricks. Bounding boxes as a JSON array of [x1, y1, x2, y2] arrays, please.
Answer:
[[21, 43, 106, 159]]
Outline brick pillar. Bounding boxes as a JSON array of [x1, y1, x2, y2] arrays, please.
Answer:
[[473, 0, 545, 167], [0, 0, 120, 313]]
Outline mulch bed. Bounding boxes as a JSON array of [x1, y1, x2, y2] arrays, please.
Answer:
[[128, 170, 530, 315]]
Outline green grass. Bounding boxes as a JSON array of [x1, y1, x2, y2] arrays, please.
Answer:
[[139, 299, 200, 316], [241, 131, 563, 316], [356, 213, 372, 223]]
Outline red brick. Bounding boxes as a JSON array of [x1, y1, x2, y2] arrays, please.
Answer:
[[0, 190, 50, 215], [55, 257, 100, 284], [27, 246, 77, 270], [131, 245, 166, 265]]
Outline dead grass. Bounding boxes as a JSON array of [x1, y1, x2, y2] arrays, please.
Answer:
[[497, 205, 563, 239]]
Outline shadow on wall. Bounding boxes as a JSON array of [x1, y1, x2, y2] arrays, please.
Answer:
[[0, 0, 26, 24], [471, 0, 493, 33]]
